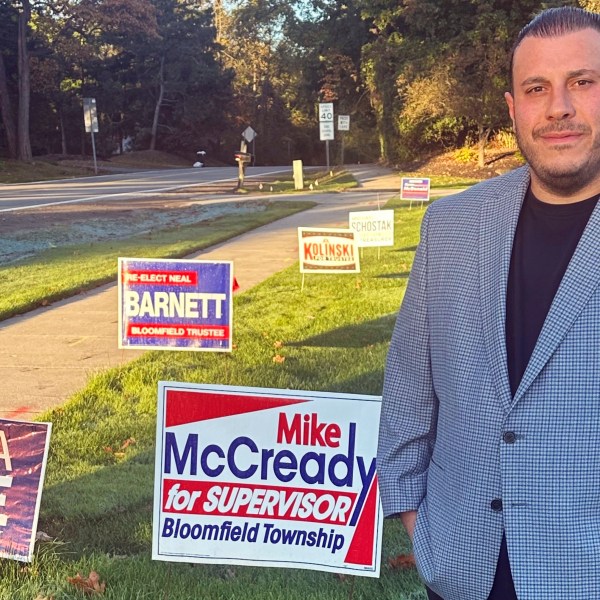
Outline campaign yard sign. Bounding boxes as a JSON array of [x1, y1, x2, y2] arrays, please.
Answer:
[[400, 177, 431, 202], [298, 228, 360, 273], [0, 419, 51, 562], [153, 383, 383, 577], [118, 258, 233, 352], [348, 210, 395, 247]]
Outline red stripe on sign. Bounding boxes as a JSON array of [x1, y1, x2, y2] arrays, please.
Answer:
[[162, 479, 356, 525], [127, 324, 228, 339], [165, 389, 309, 427], [343, 474, 379, 566], [122, 270, 198, 285]]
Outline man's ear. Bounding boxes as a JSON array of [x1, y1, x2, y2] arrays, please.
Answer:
[[504, 92, 516, 127]]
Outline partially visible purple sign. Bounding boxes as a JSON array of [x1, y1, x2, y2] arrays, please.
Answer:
[[118, 258, 233, 352], [0, 419, 51, 562], [400, 177, 431, 201]]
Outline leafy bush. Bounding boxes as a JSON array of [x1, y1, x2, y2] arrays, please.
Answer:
[[493, 129, 518, 150], [453, 146, 478, 163]]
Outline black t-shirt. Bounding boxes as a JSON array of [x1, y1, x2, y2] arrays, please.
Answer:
[[505, 189, 598, 397]]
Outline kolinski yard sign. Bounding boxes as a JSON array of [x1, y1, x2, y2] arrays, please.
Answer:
[[298, 228, 360, 273], [118, 258, 233, 352], [152, 383, 383, 577]]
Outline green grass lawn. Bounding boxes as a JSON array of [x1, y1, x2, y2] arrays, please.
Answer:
[[400, 173, 480, 188], [241, 169, 359, 194], [0, 200, 314, 321], [0, 197, 430, 599]]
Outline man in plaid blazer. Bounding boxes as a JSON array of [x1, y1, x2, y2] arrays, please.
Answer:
[[378, 7, 600, 600]]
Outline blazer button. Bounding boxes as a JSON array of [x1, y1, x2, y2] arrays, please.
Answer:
[[490, 499, 503, 512], [503, 431, 517, 444]]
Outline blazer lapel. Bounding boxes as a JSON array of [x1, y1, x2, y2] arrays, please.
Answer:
[[514, 199, 600, 404], [479, 168, 530, 414]]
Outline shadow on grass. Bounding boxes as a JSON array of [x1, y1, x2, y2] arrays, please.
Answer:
[[332, 368, 386, 397], [394, 245, 418, 253], [377, 271, 410, 280], [287, 314, 397, 349], [40, 450, 155, 554]]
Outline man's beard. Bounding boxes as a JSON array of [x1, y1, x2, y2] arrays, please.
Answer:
[[515, 121, 600, 197]]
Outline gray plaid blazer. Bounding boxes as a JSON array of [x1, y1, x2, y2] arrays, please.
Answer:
[[378, 166, 600, 600]]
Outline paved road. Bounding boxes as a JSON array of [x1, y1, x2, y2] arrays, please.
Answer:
[[0, 165, 406, 420], [0, 166, 291, 212]]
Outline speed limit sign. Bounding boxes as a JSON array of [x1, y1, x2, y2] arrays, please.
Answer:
[[319, 102, 334, 123]]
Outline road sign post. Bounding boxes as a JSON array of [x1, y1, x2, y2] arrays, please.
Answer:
[[337, 115, 350, 166], [242, 126, 257, 166], [83, 98, 99, 175], [319, 102, 334, 170]]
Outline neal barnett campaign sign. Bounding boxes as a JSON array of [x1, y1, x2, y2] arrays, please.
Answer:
[[152, 383, 383, 576], [118, 258, 233, 352]]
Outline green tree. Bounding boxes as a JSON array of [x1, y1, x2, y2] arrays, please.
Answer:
[[359, 0, 553, 165]]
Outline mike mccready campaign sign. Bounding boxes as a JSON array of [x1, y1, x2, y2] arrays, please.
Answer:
[[0, 419, 51, 562], [298, 228, 360, 273], [152, 383, 383, 577], [118, 258, 233, 352], [348, 210, 395, 248]]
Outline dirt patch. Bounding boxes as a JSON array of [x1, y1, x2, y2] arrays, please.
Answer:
[[397, 149, 525, 179]]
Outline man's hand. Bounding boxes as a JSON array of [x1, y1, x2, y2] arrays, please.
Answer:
[[400, 510, 418, 541]]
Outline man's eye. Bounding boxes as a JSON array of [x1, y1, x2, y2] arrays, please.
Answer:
[[526, 86, 544, 94], [574, 79, 592, 87]]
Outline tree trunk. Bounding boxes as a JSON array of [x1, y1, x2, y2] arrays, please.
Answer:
[[477, 124, 491, 168], [59, 108, 68, 155], [17, 4, 32, 161], [150, 55, 165, 151], [0, 52, 18, 159], [214, 0, 223, 44]]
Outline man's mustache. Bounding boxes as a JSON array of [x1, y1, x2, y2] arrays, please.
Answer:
[[532, 122, 591, 139]]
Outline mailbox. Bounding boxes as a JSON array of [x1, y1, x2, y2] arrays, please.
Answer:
[[235, 151, 252, 163]]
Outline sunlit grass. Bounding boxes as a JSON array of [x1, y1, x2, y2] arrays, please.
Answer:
[[0, 201, 428, 599], [242, 169, 358, 194]]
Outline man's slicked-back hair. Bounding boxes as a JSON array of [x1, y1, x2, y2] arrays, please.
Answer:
[[510, 6, 600, 90]]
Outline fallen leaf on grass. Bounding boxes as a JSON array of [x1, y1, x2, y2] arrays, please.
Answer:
[[273, 340, 284, 349], [35, 531, 53, 542], [388, 553, 416, 569], [272, 354, 286, 364], [104, 438, 136, 458], [67, 571, 106, 594]]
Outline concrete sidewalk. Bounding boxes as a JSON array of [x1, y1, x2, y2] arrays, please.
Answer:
[[0, 165, 403, 420]]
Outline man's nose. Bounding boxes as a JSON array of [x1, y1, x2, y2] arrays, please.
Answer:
[[546, 87, 575, 120]]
